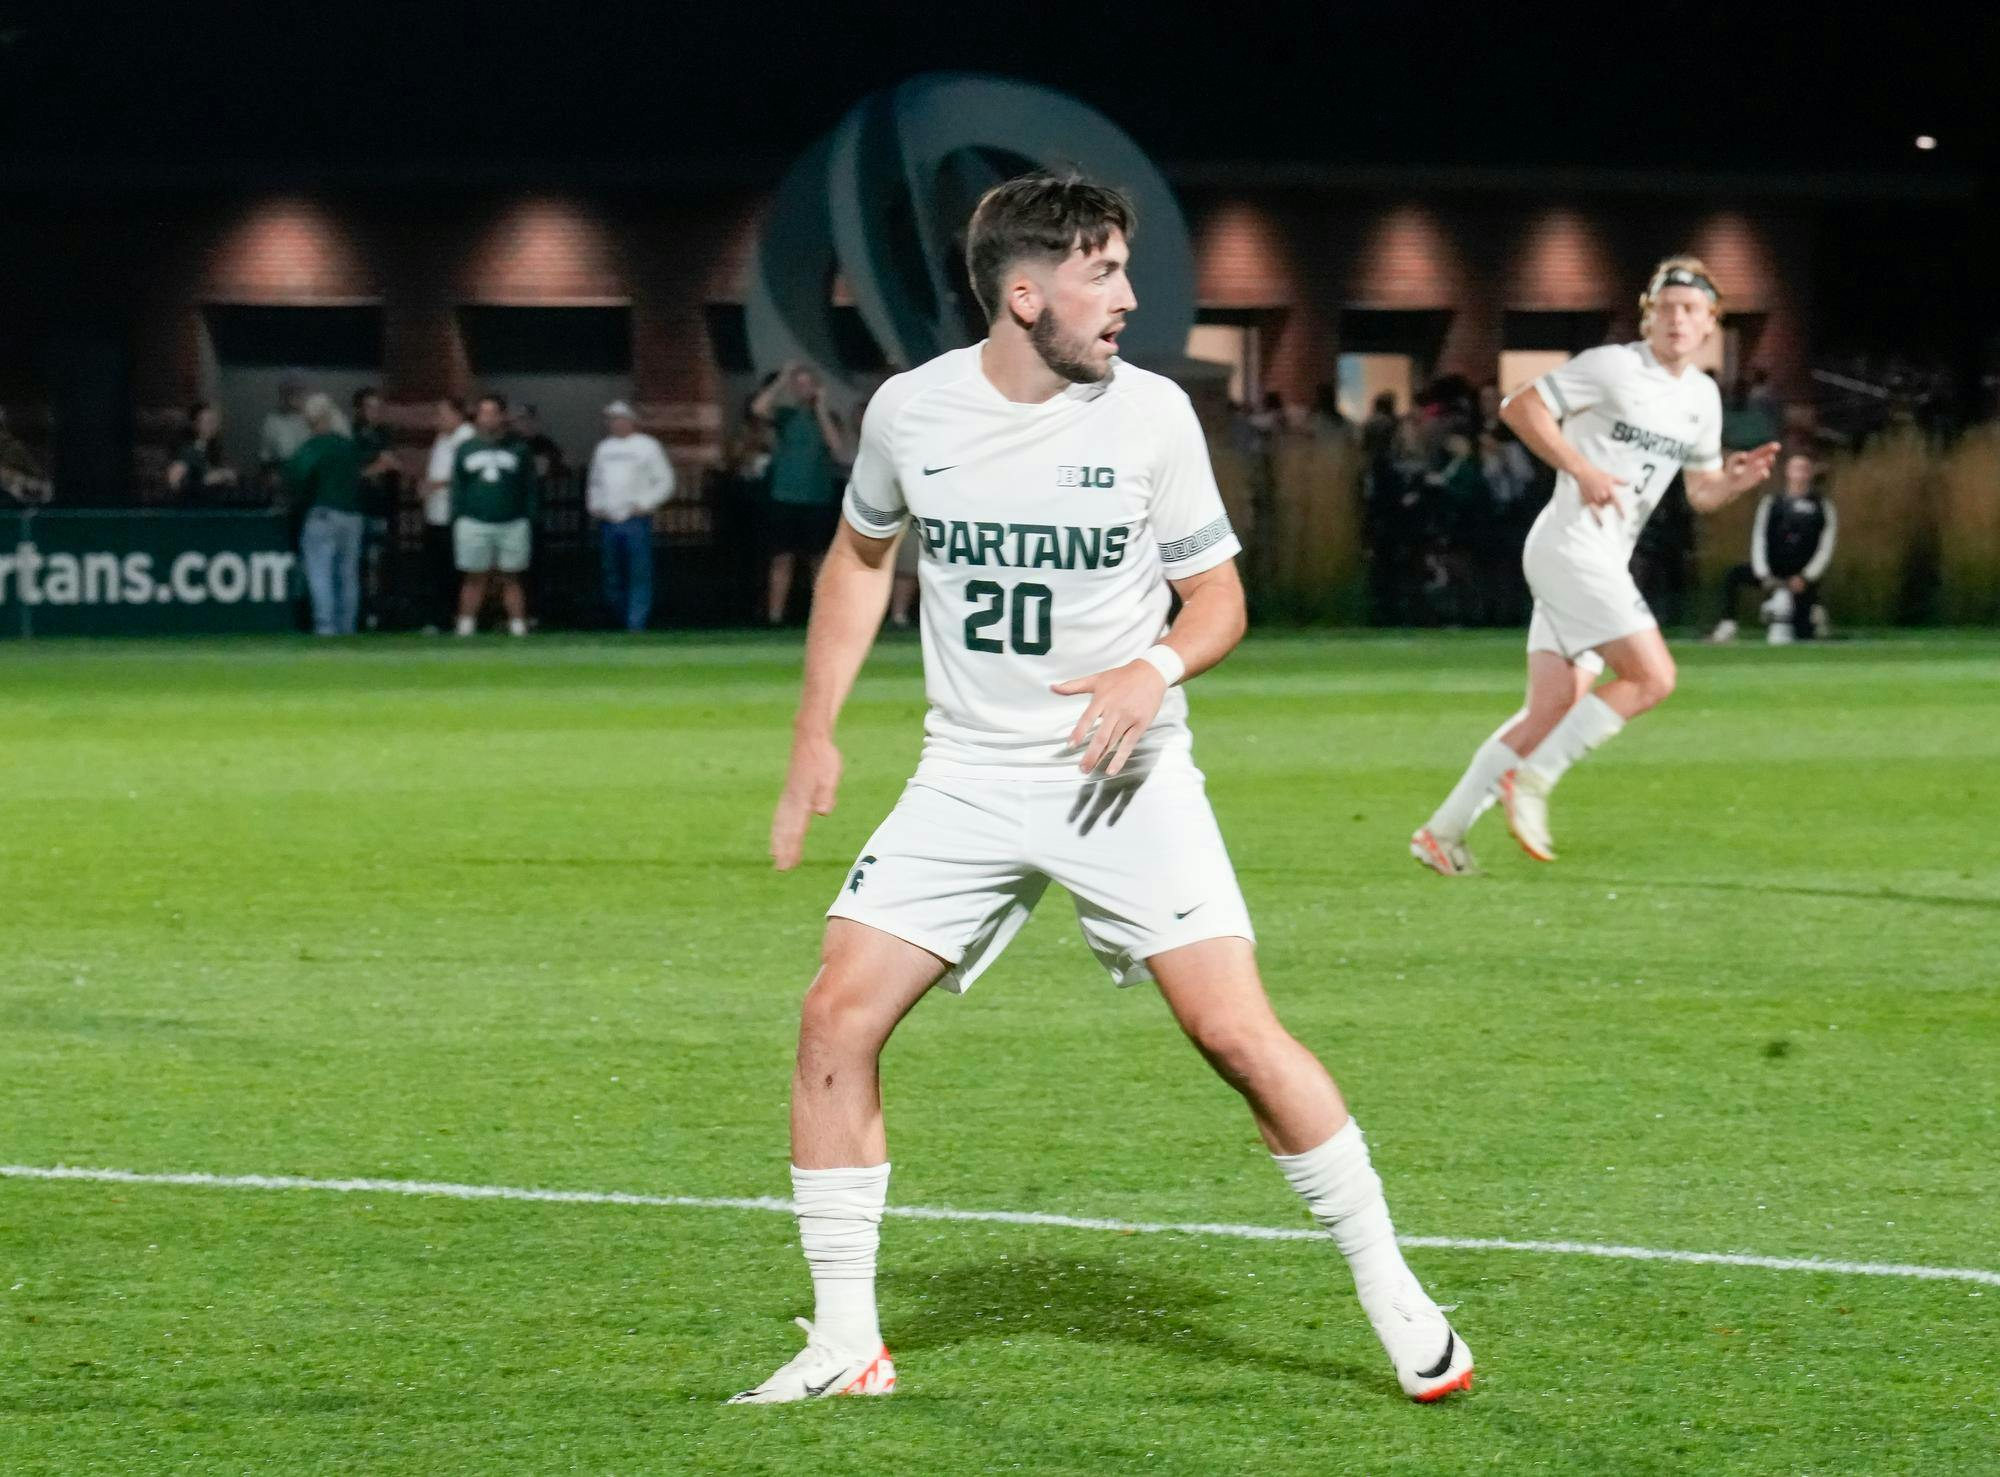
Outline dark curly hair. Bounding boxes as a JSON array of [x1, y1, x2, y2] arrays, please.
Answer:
[[965, 170, 1136, 322]]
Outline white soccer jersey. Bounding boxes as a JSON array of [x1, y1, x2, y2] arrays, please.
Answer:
[[844, 344, 1241, 779], [1522, 342, 1724, 569]]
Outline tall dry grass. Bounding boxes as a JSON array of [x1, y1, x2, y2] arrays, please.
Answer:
[[1210, 424, 1991, 628], [1937, 426, 2000, 625], [1822, 427, 1938, 624]]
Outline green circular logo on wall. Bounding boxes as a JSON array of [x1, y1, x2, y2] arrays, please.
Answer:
[[747, 73, 1196, 388]]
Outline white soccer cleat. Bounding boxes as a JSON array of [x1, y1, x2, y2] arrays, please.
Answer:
[[726, 1318, 897, 1405], [1409, 827, 1479, 877], [1369, 1293, 1475, 1403], [1500, 768, 1556, 862], [1705, 618, 1738, 644]]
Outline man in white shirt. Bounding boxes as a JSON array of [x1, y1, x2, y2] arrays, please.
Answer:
[[730, 172, 1472, 1408], [420, 398, 473, 633], [1411, 258, 1781, 874], [258, 376, 312, 495], [586, 401, 674, 632]]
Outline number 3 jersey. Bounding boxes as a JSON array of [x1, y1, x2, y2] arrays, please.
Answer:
[[843, 343, 1242, 780], [1521, 342, 1724, 573]]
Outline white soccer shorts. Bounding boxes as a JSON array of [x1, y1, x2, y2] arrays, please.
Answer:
[[1524, 548, 1653, 669], [826, 763, 1254, 992]]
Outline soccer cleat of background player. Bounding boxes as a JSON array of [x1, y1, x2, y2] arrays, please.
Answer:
[[726, 1318, 895, 1404], [1414, 257, 1782, 868], [1409, 825, 1479, 877], [752, 171, 1471, 1407]]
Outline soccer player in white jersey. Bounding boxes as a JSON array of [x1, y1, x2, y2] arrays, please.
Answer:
[[729, 173, 1473, 1406], [1410, 258, 1781, 875]]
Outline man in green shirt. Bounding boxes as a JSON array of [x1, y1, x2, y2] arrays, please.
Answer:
[[352, 387, 401, 632], [287, 394, 366, 635], [450, 393, 538, 637], [751, 362, 849, 624]]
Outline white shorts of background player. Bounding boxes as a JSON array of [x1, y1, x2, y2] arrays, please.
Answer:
[[1523, 542, 1653, 669]]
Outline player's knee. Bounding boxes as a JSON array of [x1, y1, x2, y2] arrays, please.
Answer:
[[797, 972, 878, 1056], [1187, 1015, 1289, 1095], [1636, 660, 1677, 709]]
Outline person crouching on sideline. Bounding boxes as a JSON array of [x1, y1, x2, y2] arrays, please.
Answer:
[[587, 401, 675, 632], [1708, 450, 1837, 644]]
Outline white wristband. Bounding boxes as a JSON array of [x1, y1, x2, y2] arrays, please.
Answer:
[[1138, 643, 1185, 687]]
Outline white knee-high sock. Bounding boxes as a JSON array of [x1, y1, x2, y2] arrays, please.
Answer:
[[1426, 734, 1522, 841], [1273, 1120, 1422, 1312], [791, 1163, 889, 1354], [1521, 693, 1625, 788]]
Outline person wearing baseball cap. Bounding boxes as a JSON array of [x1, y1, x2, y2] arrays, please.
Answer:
[[587, 400, 675, 631]]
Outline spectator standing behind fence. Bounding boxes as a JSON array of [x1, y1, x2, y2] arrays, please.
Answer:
[[452, 393, 537, 637], [259, 377, 311, 494], [420, 398, 473, 633], [167, 403, 239, 502], [287, 393, 367, 636], [352, 388, 401, 631], [0, 407, 53, 504], [751, 362, 847, 625], [587, 400, 674, 633], [1478, 426, 1535, 623], [1308, 383, 1353, 444], [513, 403, 565, 485], [1708, 451, 1837, 644]]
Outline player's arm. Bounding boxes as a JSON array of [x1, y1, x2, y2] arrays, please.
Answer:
[[748, 366, 791, 423], [1498, 384, 1626, 526], [770, 521, 899, 870], [813, 395, 852, 466], [1802, 499, 1836, 582], [1052, 559, 1247, 779], [1684, 444, 1781, 513]]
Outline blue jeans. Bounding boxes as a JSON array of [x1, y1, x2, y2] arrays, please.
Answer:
[[599, 515, 655, 632], [300, 505, 365, 635]]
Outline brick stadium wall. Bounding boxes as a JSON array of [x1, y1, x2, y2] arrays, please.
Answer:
[[1183, 190, 1813, 406], [0, 183, 1811, 486]]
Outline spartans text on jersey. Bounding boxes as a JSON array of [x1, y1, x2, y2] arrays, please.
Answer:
[[915, 518, 1133, 570]]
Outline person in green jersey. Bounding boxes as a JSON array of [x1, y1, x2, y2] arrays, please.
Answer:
[[751, 362, 850, 624], [287, 394, 367, 636], [451, 393, 538, 636]]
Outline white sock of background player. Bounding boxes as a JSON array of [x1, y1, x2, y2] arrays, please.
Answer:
[[1425, 708, 1528, 840], [1521, 692, 1625, 789]]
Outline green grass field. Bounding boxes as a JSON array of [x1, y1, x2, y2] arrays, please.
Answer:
[[3, 631, 1996, 1475]]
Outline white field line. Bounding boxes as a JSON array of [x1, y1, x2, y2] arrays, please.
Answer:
[[4, 1163, 1996, 1289]]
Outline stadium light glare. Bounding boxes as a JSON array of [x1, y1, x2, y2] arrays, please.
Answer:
[[1914, 135, 1938, 151]]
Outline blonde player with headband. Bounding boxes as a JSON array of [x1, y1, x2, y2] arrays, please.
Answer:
[[1412, 259, 1781, 873]]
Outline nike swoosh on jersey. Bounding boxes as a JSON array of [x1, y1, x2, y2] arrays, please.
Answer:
[[922, 464, 958, 476], [1173, 904, 1206, 920]]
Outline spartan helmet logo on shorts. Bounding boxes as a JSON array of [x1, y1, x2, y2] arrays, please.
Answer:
[[847, 855, 879, 894]]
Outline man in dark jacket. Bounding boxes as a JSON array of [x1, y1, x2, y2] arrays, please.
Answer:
[[1709, 451, 1837, 643]]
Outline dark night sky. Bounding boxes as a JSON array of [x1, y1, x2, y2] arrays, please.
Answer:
[[0, 0, 1991, 182]]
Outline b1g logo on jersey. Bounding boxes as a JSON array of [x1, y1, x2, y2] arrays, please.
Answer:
[[1056, 465, 1116, 489]]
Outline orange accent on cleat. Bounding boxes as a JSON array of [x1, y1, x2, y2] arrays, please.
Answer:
[[1412, 1367, 1474, 1403], [1499, 771, 1555, 862], [838, 1348, 897, 1396]]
